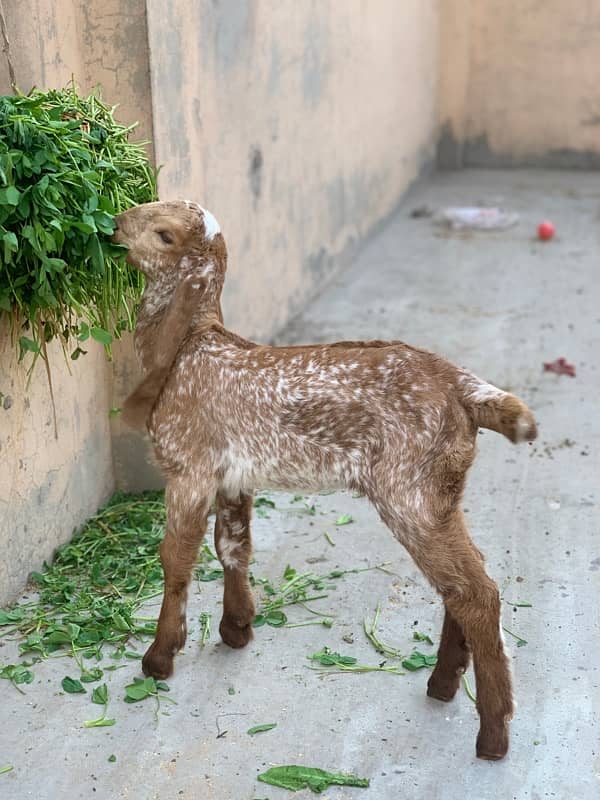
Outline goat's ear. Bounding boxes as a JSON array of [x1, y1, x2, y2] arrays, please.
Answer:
[[122, 270, 208, 431], [153, 272, 206, 370]]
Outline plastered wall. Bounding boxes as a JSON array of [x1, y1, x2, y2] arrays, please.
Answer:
[[0, 0, 153, 603], [9, 0, 598, 601], [112, 0, 441, 489], [439, 0, 600, 167], [0, 321, 113, 602], [145, 0, 439, 340], [1, 0, 440, 599]]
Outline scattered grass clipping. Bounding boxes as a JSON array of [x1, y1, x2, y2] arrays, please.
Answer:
[[252, 563, 389, 630], [308, 647, 404, 676], [257, 765, 369, 793], [0, 490, 215, 710], [247, 723, 277, 736], [363, 603, 403, 659], [401, 650, 437, 671], [198, 612, 211, 647]]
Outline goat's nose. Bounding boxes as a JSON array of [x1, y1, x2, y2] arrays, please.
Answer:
[[111, 217, 123, 243]]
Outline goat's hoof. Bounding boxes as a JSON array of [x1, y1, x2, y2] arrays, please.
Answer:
[[476, 727, 509, 761], [219, 617, 253, 649], [427, 672, 460, 702], [142, 643, 175, 680]]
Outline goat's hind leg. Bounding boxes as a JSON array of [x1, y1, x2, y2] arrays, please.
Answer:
[[384, 509, 512, 760], [142, 476, 214, 679], [214, 491, 256, 648], [427, 608, 471, 701]]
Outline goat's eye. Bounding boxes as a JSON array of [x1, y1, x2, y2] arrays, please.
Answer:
[[157, 230, 174, 244]]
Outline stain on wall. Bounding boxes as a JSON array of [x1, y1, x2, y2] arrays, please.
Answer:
[[212, 0, 254, 70], [249, 146, 263, 201]]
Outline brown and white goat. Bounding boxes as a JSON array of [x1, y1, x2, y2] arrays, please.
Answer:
[[113, 200, 537, 761]]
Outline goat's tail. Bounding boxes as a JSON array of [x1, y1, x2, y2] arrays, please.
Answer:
[[457, 371, 537, 444]]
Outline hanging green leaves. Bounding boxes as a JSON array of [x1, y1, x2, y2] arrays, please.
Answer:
[[0, 86, 157, 360]]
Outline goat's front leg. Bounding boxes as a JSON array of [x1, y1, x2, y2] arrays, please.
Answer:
[[142, 477, 214, 679], [427, 607, 471, 701], [214, 491, 255, 648]]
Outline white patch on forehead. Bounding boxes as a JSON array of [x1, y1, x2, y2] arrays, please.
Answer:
[[199, 207, 220, 240], [183, 200, 220, 240]]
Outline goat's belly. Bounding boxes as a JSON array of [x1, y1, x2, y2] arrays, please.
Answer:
[[219, 447, 358, 497]]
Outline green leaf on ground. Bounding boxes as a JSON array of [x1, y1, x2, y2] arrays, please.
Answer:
[[254, 497, 276, 509], [62, 676, 86, 693], [91, 684, 108, 705], [0, 765, 14, 775], [80, 667, 103, 683], [0, 608, 24, 625], [502, 626, 528, 647], [254, 496, 275, 518], [0, 664, 34, 688], [124, 676, 169, 703], [309, 648, 357, 667], [412, 631, 434, 645], [257, 765, 369, 793], [401, 650, 438, 671], [83, 717, 116, 728], [247, 723, 277, 735], [253, 609, 288, 628], [334, 514, 353, 526]]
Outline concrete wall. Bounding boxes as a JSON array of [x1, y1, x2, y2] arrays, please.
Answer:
[[112, 0, 441, 490], [438, 0, 600, 168], [1, 0, 441, 595], [146, 0, 439, 340], [0, 0, 153, 603], [2, 0, 599, 601], [0, 321, 113, 603]]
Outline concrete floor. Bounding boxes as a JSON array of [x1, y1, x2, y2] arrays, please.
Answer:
[[1, 169, 599, 799]]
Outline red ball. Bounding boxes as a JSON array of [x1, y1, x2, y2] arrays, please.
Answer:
[[537, 221, 555, 240]]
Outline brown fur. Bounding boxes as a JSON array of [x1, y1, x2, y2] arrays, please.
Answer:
[[113, 200, 538, 761]]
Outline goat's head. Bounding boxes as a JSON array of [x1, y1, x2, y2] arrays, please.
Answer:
[[113, 200, 226, 307]]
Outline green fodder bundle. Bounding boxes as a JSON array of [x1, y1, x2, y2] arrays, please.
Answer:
[[0, 87, 157, 361]]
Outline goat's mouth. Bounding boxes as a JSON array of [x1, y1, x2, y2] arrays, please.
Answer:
[[111, 223, 125, 246]]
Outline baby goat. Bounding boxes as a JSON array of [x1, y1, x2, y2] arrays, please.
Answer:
[[113, 200, 537, 761]]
